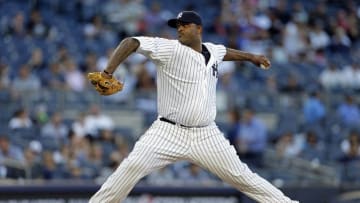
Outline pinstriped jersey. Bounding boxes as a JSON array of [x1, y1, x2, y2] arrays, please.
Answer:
[[133, 37, 226, 126]]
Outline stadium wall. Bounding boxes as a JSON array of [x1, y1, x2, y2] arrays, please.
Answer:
[[0, 184, 344, 203]]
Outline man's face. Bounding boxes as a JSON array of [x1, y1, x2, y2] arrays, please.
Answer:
[[242, 110, 254, 123], [0, 137, 9, 152], [176, 21, 201, 45]]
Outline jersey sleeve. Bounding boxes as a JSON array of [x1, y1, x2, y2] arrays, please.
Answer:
[[213, 44, 227, 62], [204, 43, 227, 62], [132, 36, 175, 65]]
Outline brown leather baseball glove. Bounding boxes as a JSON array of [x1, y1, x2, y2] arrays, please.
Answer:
[[87, 72, 123, 96]]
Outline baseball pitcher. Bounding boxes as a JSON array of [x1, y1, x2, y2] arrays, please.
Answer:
[[88, 11, 299, 203]]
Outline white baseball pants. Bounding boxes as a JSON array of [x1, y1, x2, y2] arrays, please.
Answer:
[[90, 119, 298, 203]]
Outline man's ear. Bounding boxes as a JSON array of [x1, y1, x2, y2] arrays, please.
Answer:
[[197, 25, 202, 34]]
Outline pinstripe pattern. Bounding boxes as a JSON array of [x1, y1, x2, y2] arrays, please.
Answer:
[[90, 121, 298, 203], [90, 37, 298, 203], [188, 124, 297, 203], [134, 37, 225, 127], [90, 120, 189, 203]]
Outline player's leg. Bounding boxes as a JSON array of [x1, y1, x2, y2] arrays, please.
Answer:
[[189, 125, 298, 203], [89, 120, 189, 203]]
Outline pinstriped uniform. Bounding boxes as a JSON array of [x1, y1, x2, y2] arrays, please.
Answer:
[[135, 37, 222, 127], [89, 37, 298, 203]]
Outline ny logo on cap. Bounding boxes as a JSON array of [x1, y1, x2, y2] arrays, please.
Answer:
[[177, 12, 183, 19]]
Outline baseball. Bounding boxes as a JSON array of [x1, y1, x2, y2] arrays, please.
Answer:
[[260, 63, 268, 69]]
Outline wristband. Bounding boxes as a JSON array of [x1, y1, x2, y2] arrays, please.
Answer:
[[103, 70, 113, 77]]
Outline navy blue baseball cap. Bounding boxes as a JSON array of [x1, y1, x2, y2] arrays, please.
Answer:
[[167, 11, 202, 28]]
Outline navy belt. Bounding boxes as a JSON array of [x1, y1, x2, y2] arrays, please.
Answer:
[[159, 117, 202, 128]]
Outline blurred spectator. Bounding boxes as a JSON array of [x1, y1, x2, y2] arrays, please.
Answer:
[[283, 17, 308, 60], [80, 51, 98, 73], [339, 61, 360, 89], [337, 94, 360, 127], [84, 105, 114, 137], [72, 112, 88, 138], [252, 9, 272, 32], [0, 133, 24, 162], [135, 62, 157, 113], [335, 9, 350, 34], [40, 61, 66, 90], [308, 20, 330, 50], [33, 103, 49, 126], [341, 131, 360, 153], [308, 2, 327, 28], [0, 62, 10, 90], [272, 0, 291, 25], [41, 112, 68, 142], [279, 73, 304, 93], [299, 131, 325, 162], [96, 150, 123, 183], [347, 10, 359, 42], [74, 0, 99, 22], [114, 134, 131, 159], [28, 48, 47, 73], [309, 48, 327, 66], [41, 151, 64, 179], [236, 8, 269, 54], [8, 108, 33, 129], [98, 129, 117, 165], [319, 63, 342, 90], [26, 9, 50, 38], [24, 140, 43, 179], [5, 11, 26, 37], [83, 15, 104, 40], [68, 131, 89, 162], [68, 135, 94, 179], [302, 91, 326, 125], [226, 108, 241, 149], [102, 0, 146, 36], [135, 62, 156, 92], [0, 133, 25, 178], [270, 40, 289, 64], [275, 131, 304, 159], [265, 74, 279, 94], [235, 108, 267, 167], [178, 163, 213, 186], [68, 163, 88, 179], [54, 44, 70, 64], [339, 131, 360, 163], [328, 27, 351, 53], [53, 144, 71, 168], [206, 15, 227, 36], [291, 1, 308, 24], [83, 143, 104, 178], [146, 166, 175, 186], [266, 6, 284, 43], [11, 64, 41, 92], [143, 1, 170, 34], [63, 58, 86, 92], [217, 61, 238, 93], [217, 61, 238, 111], [29, 140, 42, 156]]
